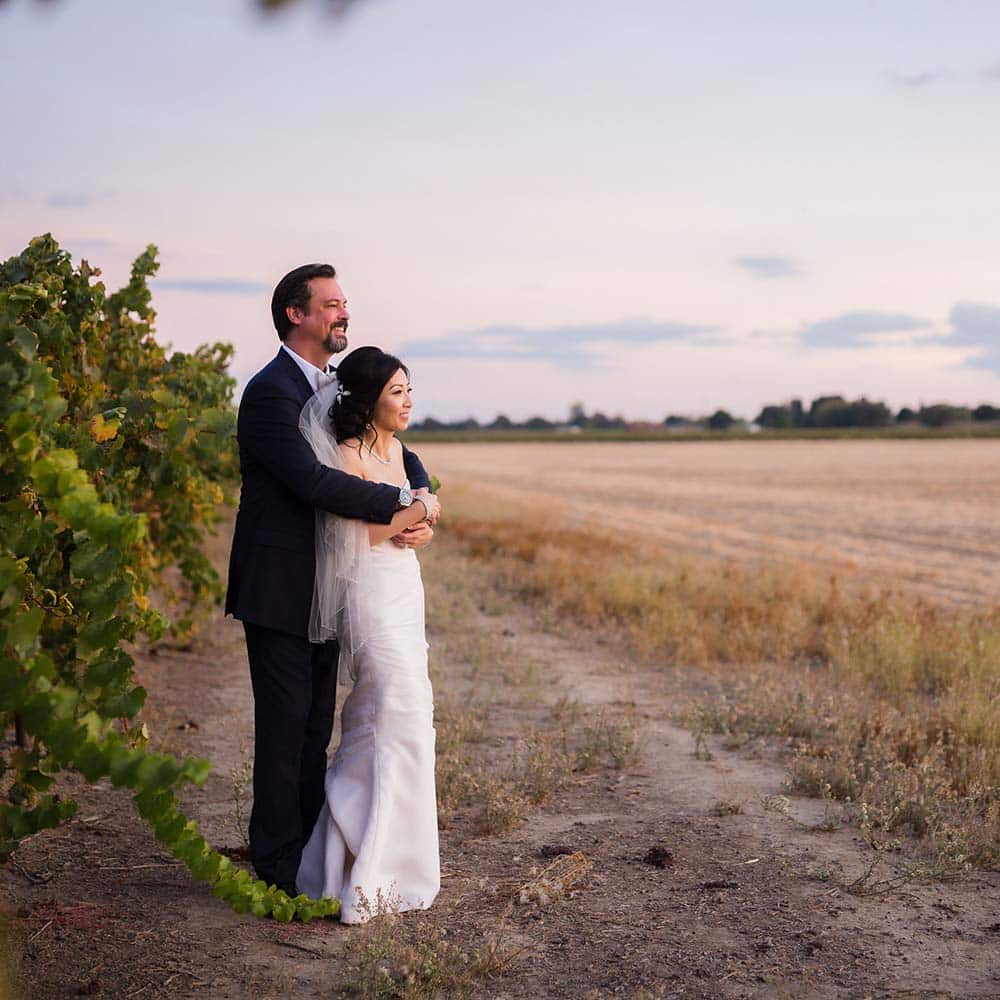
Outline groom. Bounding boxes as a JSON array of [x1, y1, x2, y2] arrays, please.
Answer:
[[225, 263, 436, 896]]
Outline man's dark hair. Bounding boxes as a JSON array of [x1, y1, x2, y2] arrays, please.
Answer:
[[271, 263, 337, 340]]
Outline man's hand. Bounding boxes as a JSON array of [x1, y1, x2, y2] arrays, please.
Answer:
[[391, 523, 434, 549], [414, 488, 441, 526]]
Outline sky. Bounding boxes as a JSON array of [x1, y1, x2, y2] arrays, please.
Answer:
[[2, 0, 999, 422]]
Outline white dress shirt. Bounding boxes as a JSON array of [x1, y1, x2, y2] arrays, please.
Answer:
[[282, 342, 336, 392]]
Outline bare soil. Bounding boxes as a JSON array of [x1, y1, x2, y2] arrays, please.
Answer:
[[2, 519, 999, 998]]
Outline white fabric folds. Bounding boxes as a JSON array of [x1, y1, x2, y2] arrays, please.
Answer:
[[298, 381, 373, 682]]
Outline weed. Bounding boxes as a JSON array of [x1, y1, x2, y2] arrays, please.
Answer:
[[803, 861, 841, 882], [479, 775, 531, 835], [759, 793, 791, 817], [549, 695, 583, 726], [512, 734, 573, 805], [230, 735, 253, 848], [515, 851, 593, 905], [709, 799, 744, 816], [573, 709, 645, 772], [340, 901, 524, 999]]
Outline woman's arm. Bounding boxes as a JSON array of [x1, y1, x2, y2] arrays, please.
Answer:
[[336, 441, 441, 546], [367, 501, 435, 546]]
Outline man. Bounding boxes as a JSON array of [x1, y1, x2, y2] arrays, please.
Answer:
[[225, 263, 439, 896]]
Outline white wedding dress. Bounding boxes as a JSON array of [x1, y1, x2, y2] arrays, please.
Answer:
[[296, 504, 440, 924]]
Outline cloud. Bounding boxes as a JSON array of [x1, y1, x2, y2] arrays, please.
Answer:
[[155, 277, 270, 296], [886, 69, 949, 88], [983, 62, 1000, 81], [798, 311, 928, 349], [400, 318, 719, 369], [66, 237, 118, 252], [944, 301, 1000, 373], [735, 256, 801, 279], [46, 190, 116, 209]]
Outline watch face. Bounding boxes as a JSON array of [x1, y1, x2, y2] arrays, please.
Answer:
[[399, 487, 413, 507]]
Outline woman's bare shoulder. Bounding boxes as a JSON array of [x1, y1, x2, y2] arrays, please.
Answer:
[[338, 439, 369, 479]]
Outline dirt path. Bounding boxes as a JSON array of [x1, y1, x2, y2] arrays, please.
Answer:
[[2, 530, 998, 998]]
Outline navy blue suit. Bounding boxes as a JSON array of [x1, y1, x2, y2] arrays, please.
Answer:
[[225, 348, 429, 892]]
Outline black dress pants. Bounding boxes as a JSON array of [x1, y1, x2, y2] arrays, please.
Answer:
[[243, 622, 339, 894]]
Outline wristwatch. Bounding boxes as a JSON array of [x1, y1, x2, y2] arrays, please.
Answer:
[[397, 486, 414, 508]]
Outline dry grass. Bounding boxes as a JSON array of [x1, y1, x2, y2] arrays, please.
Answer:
[[339, 897, 522, 1000], [441, 497, 1000, 868], [514, 851, 593, 906], [426, 546, 648, 838], [434, 695, 644, 836]]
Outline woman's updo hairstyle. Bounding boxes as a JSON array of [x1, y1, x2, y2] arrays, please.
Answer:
[[330, 346, 410, 446]]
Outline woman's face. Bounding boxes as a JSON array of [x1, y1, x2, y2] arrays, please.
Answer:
[[372, 367, 413, 433]]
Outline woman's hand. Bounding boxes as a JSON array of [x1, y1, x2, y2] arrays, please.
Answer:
[[413, 489, 441, 525]]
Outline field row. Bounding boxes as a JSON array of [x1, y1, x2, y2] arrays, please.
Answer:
[[419, 439, 1000, 608]]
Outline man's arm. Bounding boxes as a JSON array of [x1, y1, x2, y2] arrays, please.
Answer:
[[239, 382, 400, 523], [401, 443, 431, 491]]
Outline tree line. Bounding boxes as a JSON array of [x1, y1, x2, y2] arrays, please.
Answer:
[[754, 397, 999, 429], [408, 396, 1000, 433]]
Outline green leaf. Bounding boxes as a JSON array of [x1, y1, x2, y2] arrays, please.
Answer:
[[4, 606, 43, 653], [10, 326, 38, 360]]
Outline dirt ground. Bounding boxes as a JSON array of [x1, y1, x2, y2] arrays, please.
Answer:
[[417, 439, 1000, 608], [2, 522, 999, 999]]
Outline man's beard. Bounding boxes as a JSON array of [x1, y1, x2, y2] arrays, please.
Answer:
[[323, 324, 348, 354]]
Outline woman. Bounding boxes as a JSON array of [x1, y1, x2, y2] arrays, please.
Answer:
[[296, 346, 442, 924]]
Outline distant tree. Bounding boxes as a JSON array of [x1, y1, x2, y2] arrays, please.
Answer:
[[789, 398, 805, 425], [524, 416, 554, 430], [918, 404, 971, 427], [664, 414, 691, 428], [589, 411, 626, 430], [848, 397, 892, 427], [973, 404, 1000, 422], [896, 406, 917, 423], [707, 409, 736, 431], [755, 404, 795, 429], [568, 402, 588, 427], [488, 414, 514, 430], [806, 395, 851, 427], [413, 416, 447, 431], [450, 417, 480, 431]]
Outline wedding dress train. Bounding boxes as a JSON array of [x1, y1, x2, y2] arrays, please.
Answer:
[[296, 535, 439, 924]]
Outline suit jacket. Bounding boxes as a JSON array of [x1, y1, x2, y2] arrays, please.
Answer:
[[225, 348, 430, 637]]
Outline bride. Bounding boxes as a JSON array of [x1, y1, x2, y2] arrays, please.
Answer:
[[296, 346, 442, 923]]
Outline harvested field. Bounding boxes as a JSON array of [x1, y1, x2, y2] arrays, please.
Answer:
[[416, 439, 1000, 608]]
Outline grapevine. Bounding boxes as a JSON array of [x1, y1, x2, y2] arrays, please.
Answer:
[[0, 235, 338, 921]]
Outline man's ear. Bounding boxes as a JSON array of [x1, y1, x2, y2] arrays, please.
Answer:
[[286, 304, 303, 328]]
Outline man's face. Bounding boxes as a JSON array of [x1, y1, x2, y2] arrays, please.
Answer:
[[290, 276, 350, 354]]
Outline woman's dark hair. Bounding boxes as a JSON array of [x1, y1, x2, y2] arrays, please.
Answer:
[[330, 346, 409, 447], [271, 263, 337, 340]]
